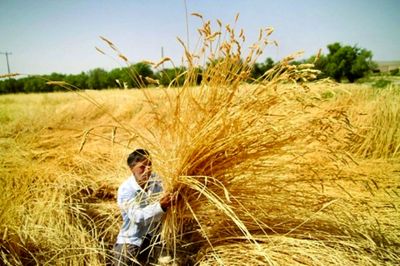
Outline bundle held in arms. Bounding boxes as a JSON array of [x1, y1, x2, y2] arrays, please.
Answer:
[[130, 15, 350, 263]]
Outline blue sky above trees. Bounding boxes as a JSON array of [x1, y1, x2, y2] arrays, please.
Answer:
[[0, 0, 399, 75]]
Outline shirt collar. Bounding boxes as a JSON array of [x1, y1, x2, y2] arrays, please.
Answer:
[[129, 174, 155, 194], [129, 174, 146, 193]]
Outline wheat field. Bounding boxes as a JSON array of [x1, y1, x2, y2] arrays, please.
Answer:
[[1, 16, 400, 266], [0, 82, 399, 265]]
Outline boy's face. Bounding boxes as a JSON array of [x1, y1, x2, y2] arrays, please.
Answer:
[[131, 159, 152, 188]]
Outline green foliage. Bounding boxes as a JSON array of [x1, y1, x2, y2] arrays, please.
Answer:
[[251, 57, 275, 79], [373, 79, 392, 88], [0, 78, 24, 94], [157, 67, 187, 87], [87, 68, 109, 90], [316, 43, 376, 82], [321, 90, 335, 100], [0, 62, 156, 94], [390, 68, 399, 76], [125, 62, 154, 88], [354, 76, 373, 84], [108, 68, 126, 88], [64, 72, 89, 90], [21, 76, 48, 92]]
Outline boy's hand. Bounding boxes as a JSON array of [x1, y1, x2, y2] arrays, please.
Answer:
[[160, 192, 176, 211]]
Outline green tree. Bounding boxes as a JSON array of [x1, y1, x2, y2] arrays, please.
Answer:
[[251, 57, 275, 79], [23, 76, 48, 93], [156, 67, 186, 87], [65, 72, 89, 89], [87, 68, 109, 89], [108, 68, 126, 88], [0, 78, 24, 94], [318, 43, 376, 82], [125, 62, 154, 88], [45, 73, 67, 91]]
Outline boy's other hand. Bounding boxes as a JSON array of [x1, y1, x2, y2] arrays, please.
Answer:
[[160, 192, 176, 211]]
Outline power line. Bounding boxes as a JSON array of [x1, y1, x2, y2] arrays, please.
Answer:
[[0, 51, 12, 74]]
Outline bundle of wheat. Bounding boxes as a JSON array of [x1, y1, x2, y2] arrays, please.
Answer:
[[107, 16, 386, 264]]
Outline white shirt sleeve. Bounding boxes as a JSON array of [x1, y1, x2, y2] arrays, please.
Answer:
[[118, 185, 165, 226]]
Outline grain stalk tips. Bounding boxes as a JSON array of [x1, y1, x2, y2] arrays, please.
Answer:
[[97, 36, 152, 88], [0, 73, 20, 79]]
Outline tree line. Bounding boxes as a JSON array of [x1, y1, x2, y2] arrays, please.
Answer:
[[0, 62, 179, 94], [0, 43, 377, 94]]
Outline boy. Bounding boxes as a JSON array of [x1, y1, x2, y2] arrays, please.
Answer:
[[112, 149, 174, 265]]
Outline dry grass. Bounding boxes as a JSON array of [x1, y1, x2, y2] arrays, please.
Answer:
[[343, 85, 400, 158], [1, 85, 399, 265], [1, 15, 399, 265]]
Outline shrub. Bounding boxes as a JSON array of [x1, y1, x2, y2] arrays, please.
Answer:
[[373, 79, 392, 88]]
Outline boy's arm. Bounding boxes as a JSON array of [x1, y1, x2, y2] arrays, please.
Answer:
[[118, 188, 165, 226]]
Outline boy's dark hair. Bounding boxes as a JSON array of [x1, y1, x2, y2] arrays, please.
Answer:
[[127, 149, 150, 168]]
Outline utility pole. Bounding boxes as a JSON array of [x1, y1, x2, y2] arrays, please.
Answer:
[[0, 51, 12, 74], [161, 46, 164, 69], [183, 0, 189, 50]]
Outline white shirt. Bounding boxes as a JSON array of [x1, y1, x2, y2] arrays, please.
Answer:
[[116, 174, 165, 246]]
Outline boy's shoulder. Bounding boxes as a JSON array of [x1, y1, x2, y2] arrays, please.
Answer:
[[118, 176, 138, 193], [117, 177, 142, 204]]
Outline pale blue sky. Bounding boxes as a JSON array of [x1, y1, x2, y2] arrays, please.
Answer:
[[0, 0, 399, 75]]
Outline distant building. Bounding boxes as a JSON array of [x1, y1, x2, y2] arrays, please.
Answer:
[[374, 61, 400, 73]]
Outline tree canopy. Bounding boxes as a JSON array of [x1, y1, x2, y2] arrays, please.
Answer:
[[315, 43, 376, 82], [0, 43, 379, 94]]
